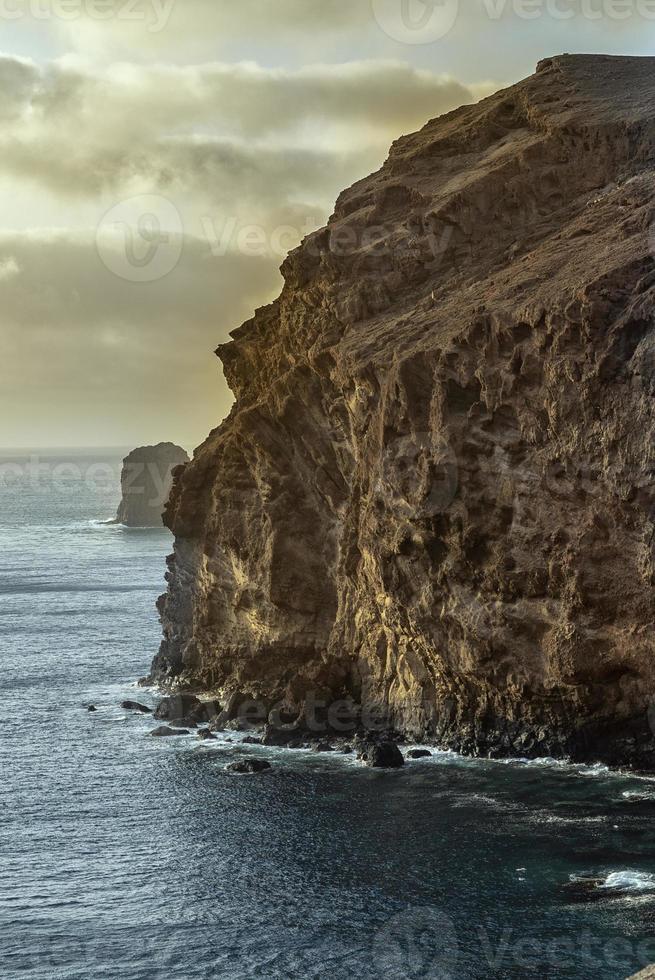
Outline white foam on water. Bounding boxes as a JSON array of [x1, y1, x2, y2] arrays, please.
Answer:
[[601, 871, 655, 892], [622, 789, 655, 800]]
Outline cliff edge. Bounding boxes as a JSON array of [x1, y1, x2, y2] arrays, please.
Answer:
[[152, 55, 655, 767]]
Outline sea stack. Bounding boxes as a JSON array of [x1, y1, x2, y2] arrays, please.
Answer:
[[115, 443, 189, 528], [152, 56, 655, 769]]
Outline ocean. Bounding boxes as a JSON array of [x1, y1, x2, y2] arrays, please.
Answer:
[[2, 449, 655, 980]]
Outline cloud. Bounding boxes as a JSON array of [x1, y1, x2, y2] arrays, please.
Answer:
[[0, 54, 487, 251], [0, 229, 281, 447], [0, 49, 495, 447], [0, 57, 479, 196]]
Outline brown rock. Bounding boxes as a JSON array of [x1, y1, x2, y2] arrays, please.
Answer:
[[151, 55, 655, 769]]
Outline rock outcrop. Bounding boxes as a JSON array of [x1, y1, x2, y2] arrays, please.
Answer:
[[114, 443, 189, 527], [152, 55, 655, 769]]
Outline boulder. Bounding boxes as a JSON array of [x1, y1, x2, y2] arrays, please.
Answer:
[[121, 700, 152, 714], [154, 695, 219, 727], [312, 741, 335, 753], [361, 742, 405, 769], [407, 749, 432, 760], [197, 729, 216, 741], [225, 759, 272, 774], [261, 724, 301, 747], [150, 726, 190, 737]]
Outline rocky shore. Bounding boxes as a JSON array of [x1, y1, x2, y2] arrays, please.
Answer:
[[151, 55, 655, 770]]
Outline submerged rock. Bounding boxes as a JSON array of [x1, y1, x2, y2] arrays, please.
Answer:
[[87, 705, 97, 713], [407, 750, 432, 760], [150, 726, 190, 737], [151, 55, 655, 769], [114, 443, 189, 528], [225, 759, 272, 774]]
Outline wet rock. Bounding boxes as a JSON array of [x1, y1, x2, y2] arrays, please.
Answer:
[[407, 749, 432, 760], [121, 700, 152, 714], [242, 736, 263, 745], [225, 759, 272, 774], [361, 742, 405, 769], [154, 695, 219, 728], [87, 705, 97, 712], [261, 724, 302, 747], [220, 715, 263, 733], [312, 741, 335, 753], [150, 726, 190, 737], [197, 729, 216, 741]]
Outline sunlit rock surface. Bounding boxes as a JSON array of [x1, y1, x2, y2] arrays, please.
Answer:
[[152, 56, 655, 768]]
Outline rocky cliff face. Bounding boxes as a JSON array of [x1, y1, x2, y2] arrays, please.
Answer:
[[152, 55, 655, 768], [115, 443, 189, 527]]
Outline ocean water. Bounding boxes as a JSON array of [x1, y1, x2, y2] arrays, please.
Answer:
[[2, 450, 655, 980]]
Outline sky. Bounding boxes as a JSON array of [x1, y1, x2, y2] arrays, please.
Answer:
[[1, 0, 654, 450]]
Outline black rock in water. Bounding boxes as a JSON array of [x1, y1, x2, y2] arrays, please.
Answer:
[[225, 759, 272, 774], [154, 695, 219, 728], [150, 726, 190, 737], [121, 700, 152, 714], [87, 705, 97, 712], [407, 749, 432, 760], [197, 729, 216, 741], [114, 443, 189, 528], [361, 742, 405, 769]]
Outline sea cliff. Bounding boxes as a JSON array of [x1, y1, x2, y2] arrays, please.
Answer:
[[152, 55, 655, 768]]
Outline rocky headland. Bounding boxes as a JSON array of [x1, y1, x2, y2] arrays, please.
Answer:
[[114, 443, 189, 527], [151, 55, 655, 769]]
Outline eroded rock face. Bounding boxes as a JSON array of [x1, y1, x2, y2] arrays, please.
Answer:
[[115, 443, 189, 527], [152, 56, 655, 768]]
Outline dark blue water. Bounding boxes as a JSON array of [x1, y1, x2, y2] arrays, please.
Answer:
[[2, 450, 655, 980]]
